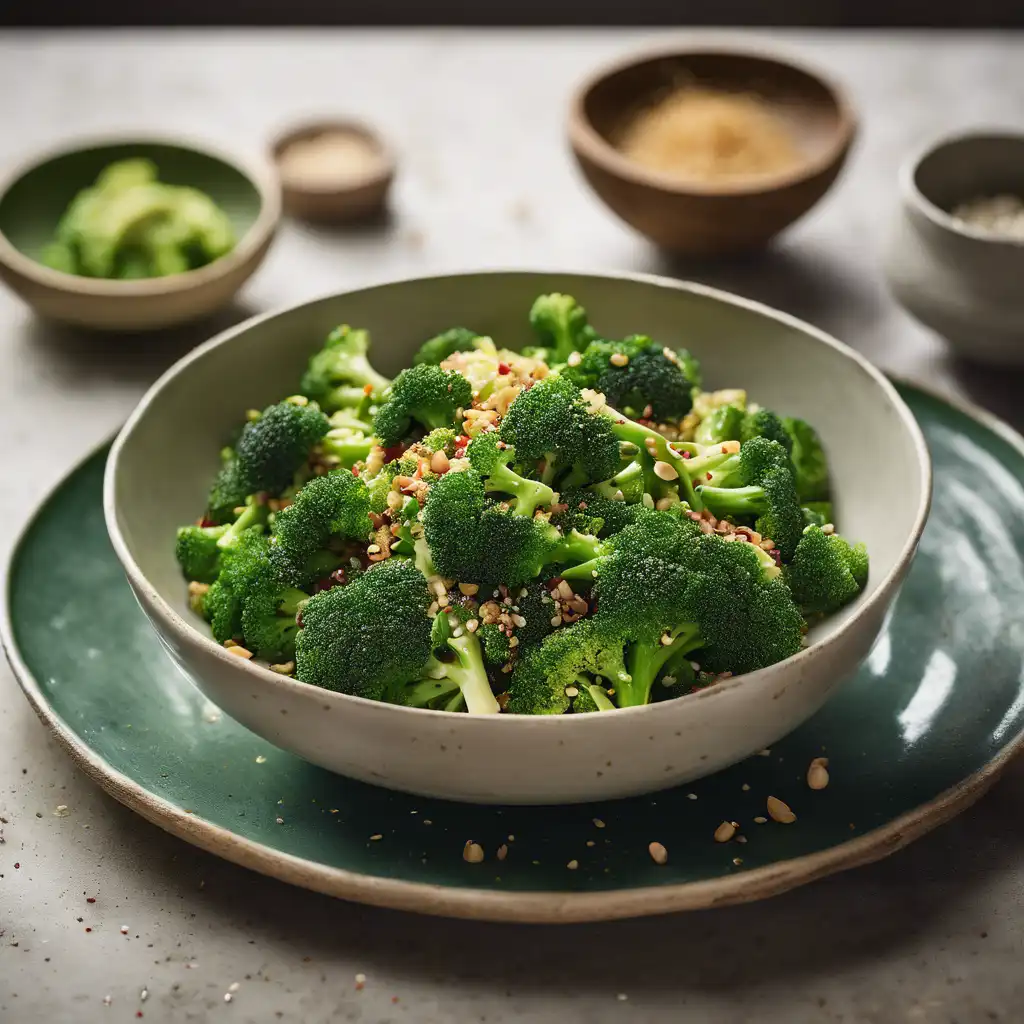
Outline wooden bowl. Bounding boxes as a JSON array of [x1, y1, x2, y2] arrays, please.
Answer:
[[0, 135, 280, 332], [568, 47, 857, 257], [271, 120, 395, 224]]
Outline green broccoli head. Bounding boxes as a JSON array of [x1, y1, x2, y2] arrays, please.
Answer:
[[206, 457, 252, 524], [175, 523, 229, 583], [741, 409, 794, 457], [232, 399, 330, 497], [498, 375, 620, 486], [528, 293, 597, 365], [784, 417, 830, 503], [202, 528, 274, 644], [300, 325, 391, 411], [552, 489, 654, 538], [294, 558, 433, 700], [420, 468, 488, 582], [786, 525, 869, 615], [697, 437, 804, 561], [413, 327, 481, 366], [563, 335, 694, 421], [373, 364, 473, 448], [466, 432, 555, 517], [239, 563, 309, 662], [272, 470, 372, 584], [506, 619, 630, 715]]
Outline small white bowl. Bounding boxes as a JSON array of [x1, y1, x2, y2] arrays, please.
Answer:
[[884, 130, 1024, 366], [104, 271, 931, 805], [0, 134, 281, 332]]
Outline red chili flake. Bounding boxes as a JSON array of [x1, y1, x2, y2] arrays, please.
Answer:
[[86, 897, 96, 904], [391, 996, 400, 1004], [136, 1013, 144, 1018], [85, 927, 92, 932], [351, 465, 359, 477], [497, 362, 511, 375], [681, 451, 692, 460], [381, 443, 406, 463], [362, 383, 374, 396], [705, 472, 712, 480], [199, 516, 217, 528], [13, 863, 18, 869]]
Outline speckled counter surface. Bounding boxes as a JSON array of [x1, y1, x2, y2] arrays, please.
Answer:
[[1, 28, 1023, 1024]]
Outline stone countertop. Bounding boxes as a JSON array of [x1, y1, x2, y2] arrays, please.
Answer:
[[1, 28, 1022, 1024]]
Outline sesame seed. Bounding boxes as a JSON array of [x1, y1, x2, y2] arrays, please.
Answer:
[[648, 841, 668, 865], [275, 817, 284, 824], [714, 821, 736, 843], [593, 818, 606, 828], [369, 834, 383, 841], [564, 686, 579, 698], [496, 844, 508, 861], [767, 796, 797, 823], [754, 816, 768, 824], [732, 857, 744, 866], [508, 834, 515, 841], [736, 835, 748, 844], [255, 755, 266, 764], [224, 993, 233, 1003], [659, 633, 674, 646], [229, 983, 240, 993], [567, 860, 579, 870], [355, 973, 367, 984], [741, 783, 750, 791], [586, 840, 595, 847], [686, 792, 698, 800], [463, 842, 485, 864]]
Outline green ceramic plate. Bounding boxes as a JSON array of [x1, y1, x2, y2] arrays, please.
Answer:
[[4, 383, 1024, 923]]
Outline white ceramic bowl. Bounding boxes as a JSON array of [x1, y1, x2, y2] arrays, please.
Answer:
[[105, 271, 931, 804]]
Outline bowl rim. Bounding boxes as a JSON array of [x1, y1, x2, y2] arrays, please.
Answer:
[[0, 131, 282, 296], [270, 117, 396, 197], [103, 268, 932, 725], [567, 44, 858, 198], [899, 128, 1024, 249]]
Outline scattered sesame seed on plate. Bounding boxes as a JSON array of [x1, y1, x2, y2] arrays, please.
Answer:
[[648, 841, 668, 865], [369, 834, 383, 841], [255, 755, 266, 764], [275, 817, 284, 825], [229, 982, 240, 993], [593, 818, 606, 828], [567, 859, 579, 870], [686, 792, 698, 800], [754, 816, 768, 824]]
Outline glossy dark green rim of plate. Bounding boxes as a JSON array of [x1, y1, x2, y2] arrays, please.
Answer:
[[4, 381, 1024, 923]]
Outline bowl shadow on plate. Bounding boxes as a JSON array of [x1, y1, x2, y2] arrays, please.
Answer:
[[18, 299, 260, 387], [93, 758, 1021, 998]]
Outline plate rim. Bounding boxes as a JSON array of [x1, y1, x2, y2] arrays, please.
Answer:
[[2, 378, 1022, 925]]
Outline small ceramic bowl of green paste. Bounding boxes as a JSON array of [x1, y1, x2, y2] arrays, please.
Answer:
[[0, 135, 280, 331]]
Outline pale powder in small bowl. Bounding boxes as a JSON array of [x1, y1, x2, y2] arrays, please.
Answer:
[[277, 130, 384, 192]]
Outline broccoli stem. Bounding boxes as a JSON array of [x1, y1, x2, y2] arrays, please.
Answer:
[[698, 484, 764, 517], [403, 676, 461, 709], [421, 632, 500, 715], [484, 464, 555, 517], [552, 529, 603, 568], [216, 500, 266, 550], [321, 431, 374, 467], [621, 624, 703, 707], [583, 682, 616, 711]]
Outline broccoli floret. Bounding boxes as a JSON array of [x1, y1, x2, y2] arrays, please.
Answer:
[[240, 565, 310, 662], [412, 327, 481, 366], [697, 437, 804, 561], [558, 511, 804, 702], [422, 468, 600, 586], [479, 623, 513, 671], [784, 417, 830, 503], [694, 404, 745, 445], [528, 293, 597, 365], [553, 489, 654, 538], [294, 558, 433, 700], [466, 433, 555, 517], [562, 334, 694, 421], [396, 607, 500, 714], [202, 529, 275, 644], [480, 576, 560, 671], [373, 364, 472, 448], [206, 454, 251, 524], [229, 399, 330, 497], [272, 470, 372, 584], [300, 325, 391, 411], [741, 408, 794, 457], [175, 498, 269, 582], [420, 428, 459, 455], [498, 375, 620, 487], [506, 619, 631, 715], [786, 525, 869, 615]]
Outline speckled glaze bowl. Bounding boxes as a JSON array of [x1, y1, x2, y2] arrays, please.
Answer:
[[104, 271, 930, 804]]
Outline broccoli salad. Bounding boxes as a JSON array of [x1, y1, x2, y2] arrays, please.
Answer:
[[175, 292, 868, 715]]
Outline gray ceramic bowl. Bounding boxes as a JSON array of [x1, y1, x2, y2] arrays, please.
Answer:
[[884, 130, 1024, 365], [0, 135, 281, 331], [104, 271, 931, 804]]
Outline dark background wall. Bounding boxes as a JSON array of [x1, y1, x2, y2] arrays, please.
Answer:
[[3, 0, 1023, 27]]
